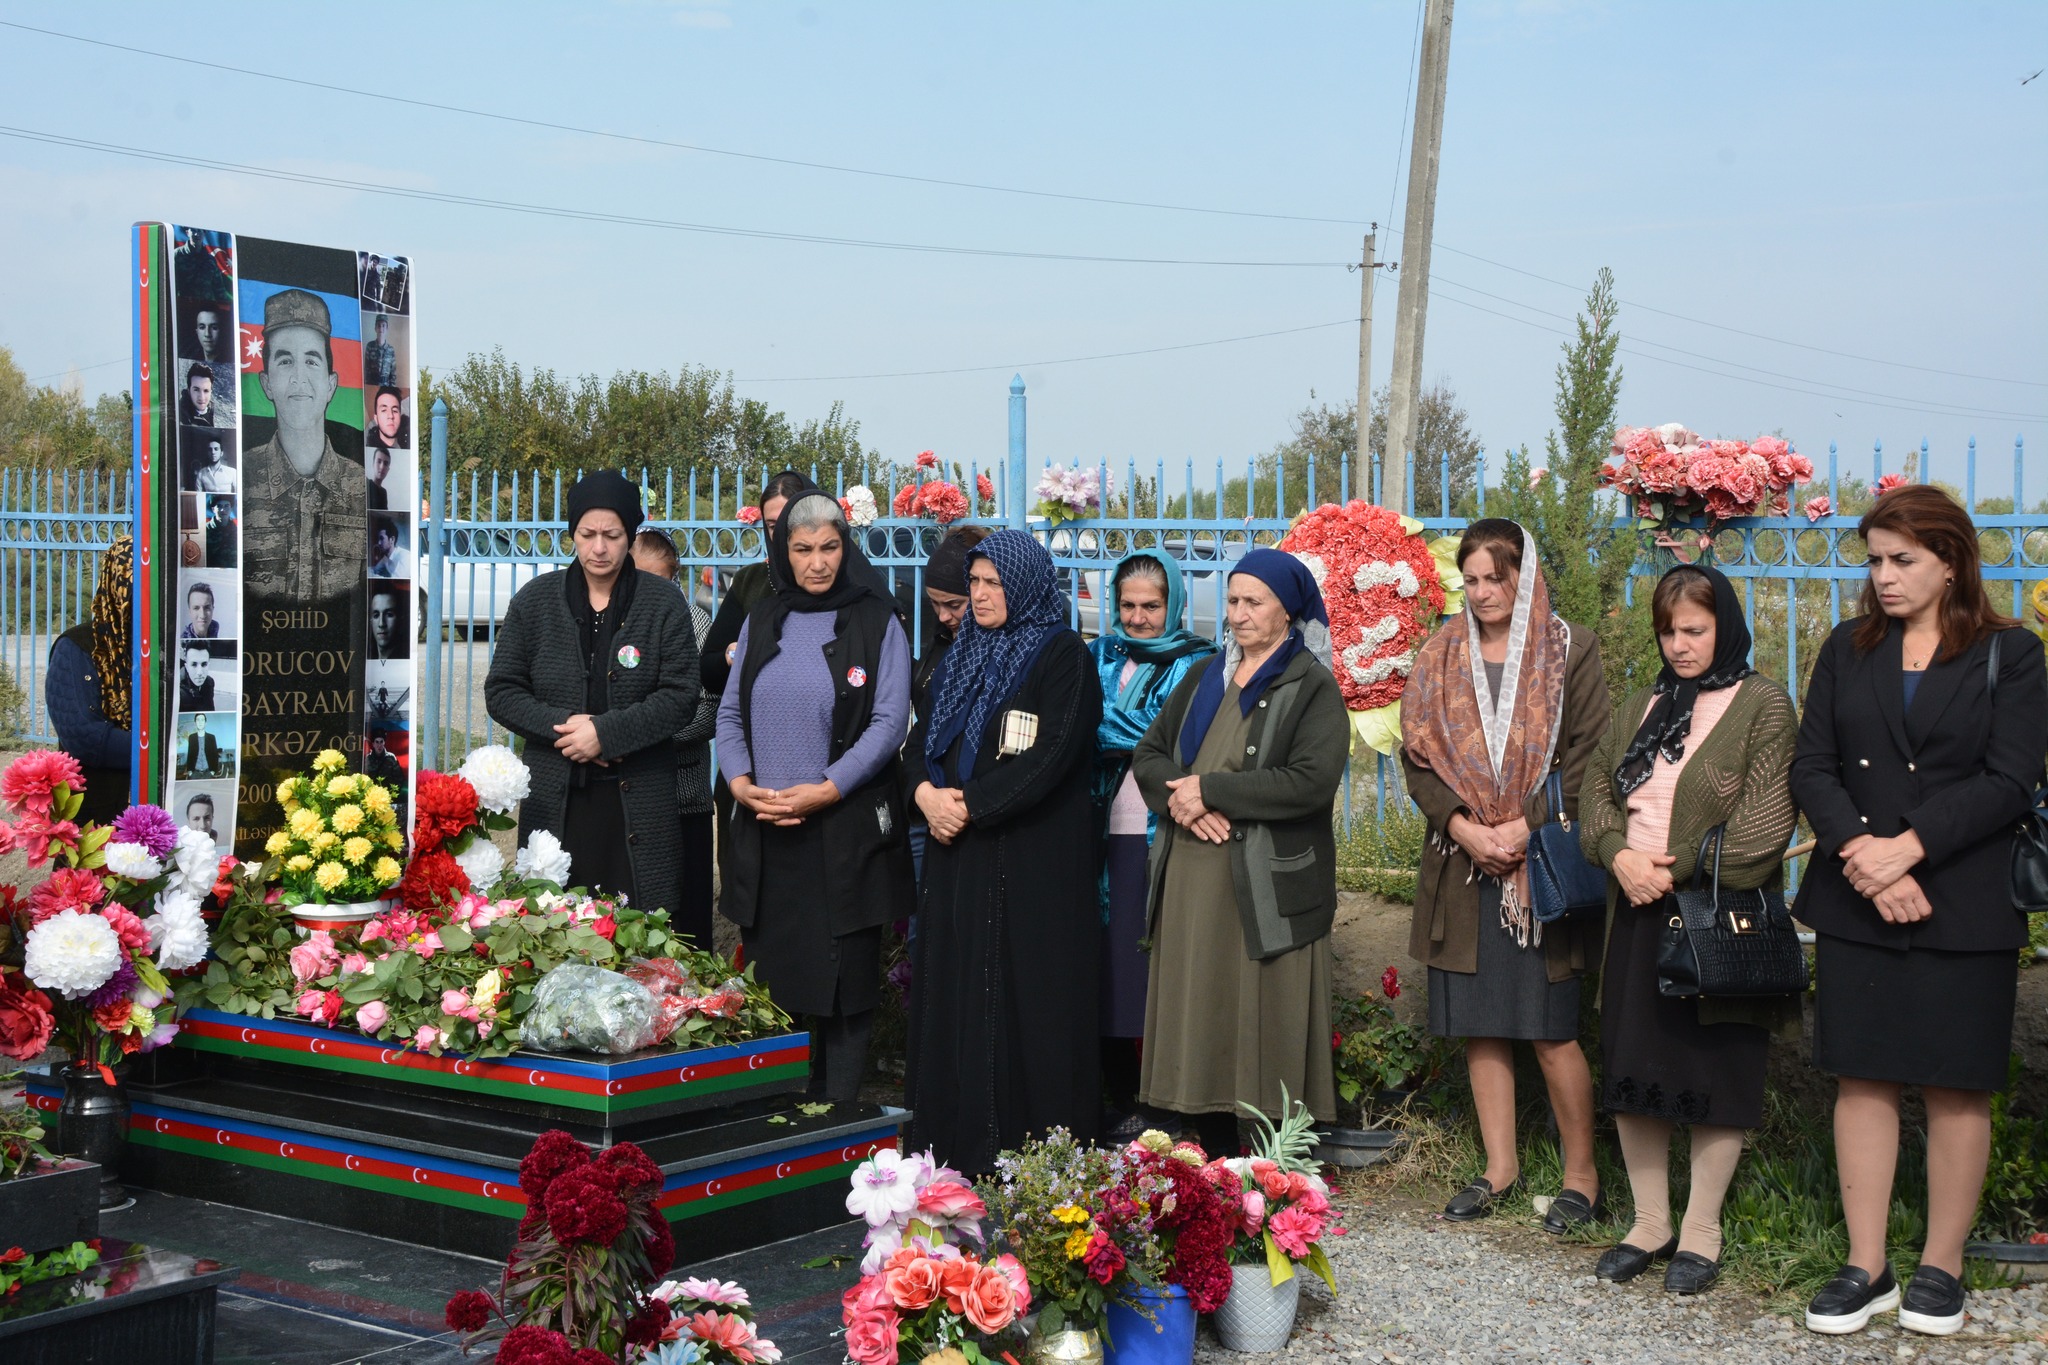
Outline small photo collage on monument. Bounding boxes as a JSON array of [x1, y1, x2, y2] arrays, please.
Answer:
[[360, 249, 414, 807]]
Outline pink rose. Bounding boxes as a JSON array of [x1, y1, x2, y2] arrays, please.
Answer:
[[356, 1000, 389, 1034], [1240, 1188, 1266, 1237], [341, 952, 369, 976], [962, 1266, 1018, 1334], [289, 931, 340, 983], [415, 1024, 442, 1051], [1256, 1168, 1290, 1202], [294, 988, 342, 1027], [914, 1180, 986, 1222], [883, 1256, 941, 1311], [441, 989, 470, 1016], [991, 1253, 1030, 1307], [842, 1303, 898, 1365], [411, 931, 443, 959]]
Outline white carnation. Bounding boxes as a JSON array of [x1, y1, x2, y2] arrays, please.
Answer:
[[1288, 551, 1329, 586], [24, 910, 124, 998], [515, 829, 573, 887], [150, 890, 211, 972], [169, 826, 217, 896], [458, 745, 530, 815], [454, 840, 506, 892], [103, 841, 163, 880], [843, 486, 879, 528], [1352, 560, 1420, 598]]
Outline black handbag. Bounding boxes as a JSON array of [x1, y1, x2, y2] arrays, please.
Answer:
[[1991, 632, 2048, 913], [1528, 771, 1608, 925], [1657, 825, 1808, 998]]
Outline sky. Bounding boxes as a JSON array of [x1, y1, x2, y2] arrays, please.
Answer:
[[0, 1, 2043, 502]]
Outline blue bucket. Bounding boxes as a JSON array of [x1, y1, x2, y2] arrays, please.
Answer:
[[1103, 1283, 1196, 1365]]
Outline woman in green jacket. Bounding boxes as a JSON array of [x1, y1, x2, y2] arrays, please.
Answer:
[[1578, 563, 1799, 1294]]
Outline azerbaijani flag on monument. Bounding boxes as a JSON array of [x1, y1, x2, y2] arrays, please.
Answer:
[[237, 279, 363, 429]]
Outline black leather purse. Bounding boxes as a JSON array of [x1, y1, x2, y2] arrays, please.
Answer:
[[1528, 771, 1608, 925], [1657, 825, 1808, 998], [1991, 632, 2048, 913]]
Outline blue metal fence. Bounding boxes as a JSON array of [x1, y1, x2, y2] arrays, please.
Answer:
[[0, 468, 132, 744]]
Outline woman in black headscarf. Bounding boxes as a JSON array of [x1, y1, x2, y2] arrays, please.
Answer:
[[1576, 564, 1799, 1294], [48, 536, 135, 827], [717, 490, 913, 1100], [486, 472, 700, 914]]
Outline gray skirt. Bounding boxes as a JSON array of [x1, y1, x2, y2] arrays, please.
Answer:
[[1428, 880, 1581, 1041]]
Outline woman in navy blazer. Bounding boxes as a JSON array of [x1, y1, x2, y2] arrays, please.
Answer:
[[1790, 486, 2047, 1339]]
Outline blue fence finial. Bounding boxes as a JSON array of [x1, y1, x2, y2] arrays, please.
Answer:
[[1007, 376, 1028, 530]]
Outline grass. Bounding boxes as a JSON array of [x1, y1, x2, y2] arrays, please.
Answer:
[[1336, 795, 1427, 902]]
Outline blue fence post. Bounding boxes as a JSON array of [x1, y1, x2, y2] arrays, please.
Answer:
[[421, 399, 448, 775], [1007, 375, 1028, 530]]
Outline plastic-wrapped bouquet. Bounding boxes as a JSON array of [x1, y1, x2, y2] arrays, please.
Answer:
[[1031, 463, 1111, 523], [1601, 424, 1814, 530]]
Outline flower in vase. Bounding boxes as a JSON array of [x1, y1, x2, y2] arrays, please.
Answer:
[[24, 909, 123, 998], [845, 1148, 921, 1227]]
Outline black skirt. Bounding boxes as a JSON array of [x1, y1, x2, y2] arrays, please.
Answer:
[[1428, 880, 1581, 1042], [562, 784, 636, 905], [1600, 896, 1769, 1128], [1099, 833, 1150, 1039], [1813, 933, 2016, 1091], [745, 818, 881, 1019]]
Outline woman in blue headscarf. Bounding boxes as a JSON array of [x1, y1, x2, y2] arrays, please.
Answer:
[[907, 529, 1106, 1174], [1090, 550, 1217, 1136], [1132, 548, 1348, 1154]]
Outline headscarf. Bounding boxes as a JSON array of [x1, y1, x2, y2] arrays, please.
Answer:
[[1176, 548, 1329, 764], [923, 529, 1066, 783], [91, 535, 133, 728], [1106, 549, 1214, 675], [1612, 563, 1754, 797], [565, 470, 645, 538], [1402, 522, 1570, 945], [764, 490, 894, 617], [924, 528, 981, 598]]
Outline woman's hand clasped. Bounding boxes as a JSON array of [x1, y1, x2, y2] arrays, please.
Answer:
[[1611, 847, 1677, 906], [914, 782, 971, 845], [1447, 813, 1522, 879], [1839, 830, 1926, 898], [553, 713, 605, 764], [1870, 871, 1934, 923], [1165, 775, 1231, 844], [733, 776, 843, 826]]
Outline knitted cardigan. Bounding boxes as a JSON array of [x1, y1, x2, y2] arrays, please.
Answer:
[[1578, 673, 1801, 1029], [485, 568, 700, 917]]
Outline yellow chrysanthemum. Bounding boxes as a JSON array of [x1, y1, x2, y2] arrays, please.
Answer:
[[384, 830, 404, 850], [314, 749, 346, 772], [373, 856, 402, 884], [364, 786, 393, 813], [286, 854, 314, 873], [312, 831, 339, 853], [1064, 1228, 1092, 1261], [265, 831, 291, 856], [277, 777, 299, 811], [315, 861, 347, 892], [1052, 1204, 1090, 1225], [288, 807, 322, 840], [331, 803, 364, 834], [343, 836, 374, 865]]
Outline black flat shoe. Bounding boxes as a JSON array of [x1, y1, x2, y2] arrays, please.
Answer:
[[1594, 1236, 1677, 1283], [1442, 1176, 1517, 1221], [1664, 1251, 1720, 1295], [1899, 1265, 1966, 1337], [1805, 1263, 1899, 1335], [1541, 1187, 1606, 1235]]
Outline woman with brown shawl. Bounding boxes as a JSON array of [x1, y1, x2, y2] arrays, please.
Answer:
[[1401, 519, 1610, 1227]]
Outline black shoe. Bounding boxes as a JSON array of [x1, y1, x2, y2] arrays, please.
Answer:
[[1899, 1264, 1966, 1336], [1594, 1236, 1677, 1283], [1101, 1110, 1150, 1144], [1541, 1187, 1606, 1235], [1663, 1251, 1720, 1295], [1804, 1264, 1899, 1334], [1442, 1176, 1516, 1221]]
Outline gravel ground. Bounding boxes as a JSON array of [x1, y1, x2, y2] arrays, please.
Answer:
[[1196, 1188, 2048, 1364]]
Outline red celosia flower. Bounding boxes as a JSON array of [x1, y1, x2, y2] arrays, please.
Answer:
[[643, 1215, 676, 1274], [595, 1141, 664, 1196], [545, 1165, 630, 1246], [624, 1297, 672, 1348], [519, 1130, 591, 1200], [496, 1324, 575, 1365], [1381, 965, 1401, 1000], [569, 1350, 611, 1365], [444, 1289, 493, 1333]]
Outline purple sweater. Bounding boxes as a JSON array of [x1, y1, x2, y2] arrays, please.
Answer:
[[717, 612, 911, 793]]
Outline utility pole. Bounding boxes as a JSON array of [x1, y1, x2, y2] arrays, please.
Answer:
[[1352, 231, 1377, 504], [1382, 0, 1454, 517]]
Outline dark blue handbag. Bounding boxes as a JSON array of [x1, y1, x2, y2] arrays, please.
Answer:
[[1528, 771, 1609, 924]]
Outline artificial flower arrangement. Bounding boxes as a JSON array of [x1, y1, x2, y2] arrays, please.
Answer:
[[0, 751, 214, 1069], [444, 1128, 782, 1364], [1601, 424, 1815, 532], [1031, 463, 1110, 524], [1277, 500, 1458, 757], [887, 450, 997, 527], [178, 758, 788, 1060], [1117, 1131, 1242, 1314], [840, 486, 881, 528], [839, 1146, 1031, 1365], [264, 749, 405, 907], [975, 1127, 1169, 1345], [1208, 1093, 1343, 1293]]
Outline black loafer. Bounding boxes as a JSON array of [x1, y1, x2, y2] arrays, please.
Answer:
[[1541, 1187, 1606, 1235], [1899, 1264, 1966, 1337], [1805, 1263, 1899, 1334], [1664, 1251, 1720, 1295], [1594, 1236, 1677, 1283], [1442, 1176, 1517, 1221]]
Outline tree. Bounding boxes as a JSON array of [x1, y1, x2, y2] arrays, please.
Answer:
[[1367, 378, 1483, 515], [1496, 268, 1653, 694], [0, 345, 130, 472]]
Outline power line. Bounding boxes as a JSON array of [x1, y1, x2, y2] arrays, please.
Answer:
[[0, 18, 1367, 228], [735, 318, 1358, 382], [27, 358, 124, 384], [0, 125, 1349, 269], [1382, 0, 1427, 239]]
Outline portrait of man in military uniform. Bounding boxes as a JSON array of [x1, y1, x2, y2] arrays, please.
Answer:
[[242, 287, 368, 604]]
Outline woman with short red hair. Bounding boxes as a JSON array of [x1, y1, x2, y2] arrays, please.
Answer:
[[1791, 484, 2047, 1338]]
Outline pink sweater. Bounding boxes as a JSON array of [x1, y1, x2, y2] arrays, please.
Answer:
[[1624, 687, 1740, 858]]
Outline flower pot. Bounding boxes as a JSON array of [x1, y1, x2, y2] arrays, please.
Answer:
[[1030, 1327, 1105, 1364], [1103, 1284, 1195, 1365], [1212, 1263, 1301, 1352], [0, 1155, 100, 1255], [289, 899, 391, 935], [1311, 1125, 1403, 1169], [57, 1061, 132, 1211]]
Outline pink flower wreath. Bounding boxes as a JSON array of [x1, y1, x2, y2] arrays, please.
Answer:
[[1278, 501, 1446, 712]]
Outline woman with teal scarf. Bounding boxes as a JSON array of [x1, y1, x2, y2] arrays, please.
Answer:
[[1090, 549, 1216, 1135]]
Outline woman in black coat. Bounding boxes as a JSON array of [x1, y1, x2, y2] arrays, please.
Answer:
[[1791, 485, 2047, 1339]]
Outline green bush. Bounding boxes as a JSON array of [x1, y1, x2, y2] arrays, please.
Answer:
[[0, 662, 23, 740], [1336, 796, 1427, 902]]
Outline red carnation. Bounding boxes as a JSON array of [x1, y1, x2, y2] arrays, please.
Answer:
[[919, 481, 969, 525], [443, 1289, 493, 1333], [545, 1165, 630, 1247], [891, 484, 918, 518], [412, 772, 479, 853], [976, 472, 995, 503], [26, 868, 106, 924], [518, 1130, 591, 1200], [496, 1324, 575, 1365], [398, 848, 470, 911]]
